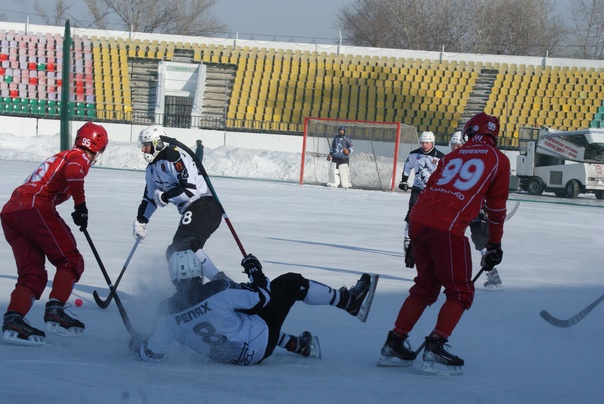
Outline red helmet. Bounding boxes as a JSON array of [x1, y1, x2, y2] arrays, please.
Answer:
[[463, 112, 500, 140], [74, 122, 109, 154]]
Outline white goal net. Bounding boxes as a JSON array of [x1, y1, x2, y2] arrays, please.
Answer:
[[300, 117, 418, 191]]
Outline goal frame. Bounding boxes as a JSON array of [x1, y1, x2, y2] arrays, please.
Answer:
[[299, 117, 404, 191]]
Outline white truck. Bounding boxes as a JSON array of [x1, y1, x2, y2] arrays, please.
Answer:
[[515, 127, 604, 199]]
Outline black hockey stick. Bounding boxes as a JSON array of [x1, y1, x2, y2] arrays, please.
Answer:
[[92, 236, 141, 309], [412, 267, 486, 356], [82, 229, 141, 338], [160, 135, 247, 257], [539, 293, 604, 328]]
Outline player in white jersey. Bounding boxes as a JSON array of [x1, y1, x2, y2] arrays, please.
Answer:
[[399, 131, 445, 267], [131, 251, 376, 365], [132, 126, 222, 264]]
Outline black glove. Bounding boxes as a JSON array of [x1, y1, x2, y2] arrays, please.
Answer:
[[404, 242, 415, 268], [71, 202, 88, 230], [481, 243, 503, 271], [241, 254, 267, 288], [399, 175, 409, 191], [241, 254, 263, 275]]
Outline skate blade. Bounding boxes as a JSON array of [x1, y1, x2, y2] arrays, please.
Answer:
[[377, 355, 414, 367], [308, 336, 322, 359], [356, 274, 379, 323], [2, 330, 46, 346], [45, 322, 85, 337], [484, 284, 504, 292], [420, 361, 463, 376]]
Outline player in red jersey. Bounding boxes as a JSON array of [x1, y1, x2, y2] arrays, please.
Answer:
[[378, 112, 510, 375], [1, 122, 109, 345]]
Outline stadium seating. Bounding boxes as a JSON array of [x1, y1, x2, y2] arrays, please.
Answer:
[[0, 29, 99, 118], [484, 65, 604, 138], [2, 26, 604, 146]]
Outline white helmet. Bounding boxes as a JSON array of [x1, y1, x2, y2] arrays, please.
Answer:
[[419, 131, 435, 143], [139, 125, 167, 163], [449, 131, 465, 151], [168, 250, 204, 284]]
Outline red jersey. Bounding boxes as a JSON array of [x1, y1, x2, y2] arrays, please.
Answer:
[[409, 135, 510, 244], [2, 147, 91, 213]]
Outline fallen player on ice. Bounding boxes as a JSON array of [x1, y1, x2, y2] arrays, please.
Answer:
[[130, 250, 378, 365]]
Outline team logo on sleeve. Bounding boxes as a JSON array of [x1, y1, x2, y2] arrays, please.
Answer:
[[174, 159, 185, 173], [174, 159, 189, 179]]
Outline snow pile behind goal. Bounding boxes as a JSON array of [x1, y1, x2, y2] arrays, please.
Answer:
[[300, 117, 418, 191]]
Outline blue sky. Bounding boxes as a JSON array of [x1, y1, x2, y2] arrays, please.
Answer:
[[0, 0, 354, 41]]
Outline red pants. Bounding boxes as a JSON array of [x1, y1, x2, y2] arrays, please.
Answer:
[[393, 221, 474, 338], [408, 221, 475, 309], [1, 207, 83, 315]]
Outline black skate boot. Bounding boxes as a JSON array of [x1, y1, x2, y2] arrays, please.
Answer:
[[337, 273, 371, 316], [377, 331, 417, 367], [484, 268, 503, 291], [421, 334, 464, 376], [286, 331, 322, 359], [2, 311, 46, 346], [44, 300, 85, 337]]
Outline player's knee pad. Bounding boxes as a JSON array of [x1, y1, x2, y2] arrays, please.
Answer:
[[339, 163, 351, 188], [328, 162, 339, 186], [166, 238, 200, 261], [275, 272, 309, 300]]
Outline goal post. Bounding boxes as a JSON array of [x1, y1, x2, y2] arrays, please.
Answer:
[[300, 117, 418, 191]]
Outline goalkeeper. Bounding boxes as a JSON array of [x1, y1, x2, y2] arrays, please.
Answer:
[[326, 126, 354, 189]]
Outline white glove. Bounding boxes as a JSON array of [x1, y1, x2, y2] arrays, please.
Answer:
[[153, 189, 168, 207], [133, 220, 147, 241]]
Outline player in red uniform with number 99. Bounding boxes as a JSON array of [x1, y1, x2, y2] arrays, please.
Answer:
[[378, 112, 510, 375]]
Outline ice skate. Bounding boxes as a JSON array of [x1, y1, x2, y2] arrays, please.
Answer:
[[44, 300, 85, 337], [420, 335, 464, 376], [377, 331, 416, 367], [338, 273, 378, 322], [2, 311, 46, 346], [483, 268, 504, 291], [286, 331, 322, 359]]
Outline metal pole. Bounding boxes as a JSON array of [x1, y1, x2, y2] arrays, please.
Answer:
[[60, 20, 72, 151]]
